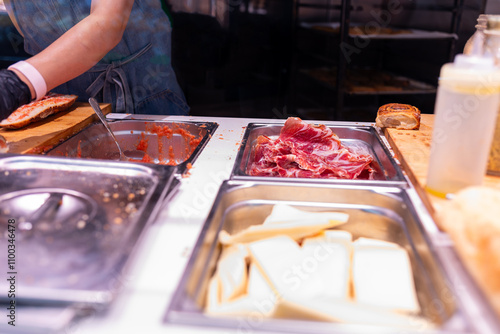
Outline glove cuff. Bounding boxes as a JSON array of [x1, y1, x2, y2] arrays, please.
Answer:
[[8, 61, 47, 100]]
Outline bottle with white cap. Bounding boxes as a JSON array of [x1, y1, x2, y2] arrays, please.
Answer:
[[426, 51, 500, 197], [463, 14, 489, 55]]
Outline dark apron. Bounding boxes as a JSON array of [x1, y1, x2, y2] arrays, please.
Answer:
[[8, 0, 189, 115]]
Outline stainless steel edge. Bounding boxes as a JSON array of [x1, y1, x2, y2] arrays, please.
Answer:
[[405, 186, 500, 334], [164, 179, 479, 334], [0, 153, 178, 306], [45, 118, 218, 176], [230, 121, 407, 187]]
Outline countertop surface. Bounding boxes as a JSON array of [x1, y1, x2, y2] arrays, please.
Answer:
[[21, 114, 292, 334], [3, 113, 499, 334], [66, 115, 409, 334]]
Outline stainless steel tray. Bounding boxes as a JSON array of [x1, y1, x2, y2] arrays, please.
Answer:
[[46, 119, 218, 174], [0, 154, 177, 306], [164, 180, 476, 333], [231, 122, 406, 186]]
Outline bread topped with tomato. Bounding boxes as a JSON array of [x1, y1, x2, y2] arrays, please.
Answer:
[[0, 93, 78, 129]]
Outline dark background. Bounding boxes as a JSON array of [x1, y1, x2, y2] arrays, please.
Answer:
[[0, 0, 490, 120]]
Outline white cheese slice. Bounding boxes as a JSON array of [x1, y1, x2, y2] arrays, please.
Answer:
[[246, 235, 303, 299], [219, 206, 349, 245], [205, 278, 264, 316], [271, 297, 430, 329], [245, 263, 277, 315], [301, 232, 352, 300], [352, 244, 420, 313], [205, 263, 277, 317], [353, 237, 400, 249], [247, 263, 274, 299], [263, 203, 349, 226], [217, 244, 248, 302], [323, 230, 353, 243], [206, 275, 221, 311], [247, 234, 350, 302]]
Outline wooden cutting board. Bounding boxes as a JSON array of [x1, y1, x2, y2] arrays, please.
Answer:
[[0, 102, 111, 154], [384, 114, 434, 189], [384, 114, 500, 213]]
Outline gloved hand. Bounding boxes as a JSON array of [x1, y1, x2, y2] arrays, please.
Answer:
[[0, 69, 32, 120]]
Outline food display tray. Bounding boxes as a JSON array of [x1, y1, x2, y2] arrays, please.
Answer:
[[46, 119, 218, 174], [164, 180, 489, 334], [0, 154, 178, 306], [231, 122, 407, 186]]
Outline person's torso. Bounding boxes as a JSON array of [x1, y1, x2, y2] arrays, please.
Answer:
[[7, 0, 188, 115]]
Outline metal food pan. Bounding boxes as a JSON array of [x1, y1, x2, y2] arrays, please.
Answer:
[[165, 180, 477, 333], [46, 120, 218, 173], [231, 122, 406, 186], [0, 154, 177, 306]]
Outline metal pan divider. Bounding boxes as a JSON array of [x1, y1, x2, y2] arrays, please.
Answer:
[[229, 122, 408, 188], [403, 185, 500, 334]]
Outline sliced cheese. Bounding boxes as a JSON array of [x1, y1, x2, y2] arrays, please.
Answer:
[[219, 221, 337, 245], [247, 234, 351, 302], [209, 203, 424, 327], [245, 263, 277, 315], [301, 232, 352, 300], [246, 235, 303, 299], [352, 244, 420, 313], [305, 230, 353, 244], [206, 264, 277, 317], [353, 237, 400, 249], [323, 230, 353, 243], [206, 283, 266, 316], [217, 244, 248, 302], [271, 297, 431, 329], [206, 275, 221, 312], [247, 263, 274, 300], [263, 203, 349, 226], [219, 205, 349, 245]]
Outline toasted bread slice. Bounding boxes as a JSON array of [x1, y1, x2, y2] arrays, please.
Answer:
[[0, 93, 78, 129]]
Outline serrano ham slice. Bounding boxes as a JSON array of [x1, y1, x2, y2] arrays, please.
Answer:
[[0, 93, 78, 129], [247, 117, 374, 179]]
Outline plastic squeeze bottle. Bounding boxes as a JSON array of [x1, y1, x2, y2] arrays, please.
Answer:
[[426, 54, 500, 197]]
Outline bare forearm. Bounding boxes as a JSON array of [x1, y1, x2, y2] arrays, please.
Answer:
[[19, 0, 134, 97]]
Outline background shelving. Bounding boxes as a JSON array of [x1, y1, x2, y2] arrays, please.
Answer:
[[290, 0, 468, 120]]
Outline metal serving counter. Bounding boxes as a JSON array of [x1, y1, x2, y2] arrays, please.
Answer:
[[1, 115, 498, 334]]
